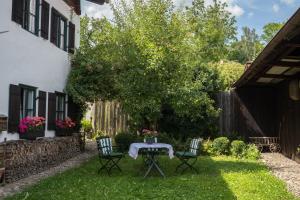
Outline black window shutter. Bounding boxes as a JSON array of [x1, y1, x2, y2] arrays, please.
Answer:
[[47, 92, 56, 130], [38, 91, 46, 118], [40, 0, 49, 39], [67, 97, 81, 132], [68, 22, 75, 54], [12, 0, 24, 25], [50, 8, 58, 45], [8, 84, 21, 133]]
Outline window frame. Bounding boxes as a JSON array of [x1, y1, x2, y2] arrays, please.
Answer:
[[22, 0, 40, 35], [19, 84, 37, 119], [55, 92, 66, 121], [51, 9, 68, 51]]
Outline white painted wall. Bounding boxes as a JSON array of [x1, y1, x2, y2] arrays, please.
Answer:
[[0, 0, 80, 142]]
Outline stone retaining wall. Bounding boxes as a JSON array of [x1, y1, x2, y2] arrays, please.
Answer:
[[0, 135, 81, 183]]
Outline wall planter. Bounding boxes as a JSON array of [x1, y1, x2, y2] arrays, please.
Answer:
[[55, 128, 74, 137], [19, 129, 44, 140]]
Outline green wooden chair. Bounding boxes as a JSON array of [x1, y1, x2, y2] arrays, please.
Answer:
[[175, 138, 203, 174], [96, 137, 124, 175]]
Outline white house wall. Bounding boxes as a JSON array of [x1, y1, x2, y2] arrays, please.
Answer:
[[0, 0, 80, 142]]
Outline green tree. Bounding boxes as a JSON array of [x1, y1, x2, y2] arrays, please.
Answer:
[[67, 0, 237, 136], [213, 60, 244, 90], [228, 27, 263, 64], [261, 22, 284, 44]]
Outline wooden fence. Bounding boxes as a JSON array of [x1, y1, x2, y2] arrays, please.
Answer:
[[90, 101, 129, 137]]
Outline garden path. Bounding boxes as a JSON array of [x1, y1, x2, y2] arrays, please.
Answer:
[[261, 153, 300, 197]]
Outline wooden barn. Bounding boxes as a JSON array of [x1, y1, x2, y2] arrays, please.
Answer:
[[219, 8, 300, 162]]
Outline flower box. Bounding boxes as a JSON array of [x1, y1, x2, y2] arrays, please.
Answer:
[[19, 129, 44, 140], [55, 128, 74, 137], [55, 118, 76, 137]]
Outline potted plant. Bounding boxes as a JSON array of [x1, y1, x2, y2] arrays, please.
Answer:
[[55, 117, 76, 137], [142, 129, 158, 144], [18, 116, 45, 140]]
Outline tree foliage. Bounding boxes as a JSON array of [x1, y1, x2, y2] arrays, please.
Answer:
[[228, 27, 263, 64], [261, 22, 284, 44], [67, 0, 239, 136]]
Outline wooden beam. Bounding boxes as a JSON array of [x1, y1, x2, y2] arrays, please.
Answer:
[[261, 74, 290, 79], [286, 43, 300, 48], [284, 56, 300, 60], [270, 61, 300, 67]]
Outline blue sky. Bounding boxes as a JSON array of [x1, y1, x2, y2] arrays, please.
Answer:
[[81, 0, 300, 37]]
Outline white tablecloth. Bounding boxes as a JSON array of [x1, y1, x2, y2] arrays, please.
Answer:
[[128, 143, 174, 159]]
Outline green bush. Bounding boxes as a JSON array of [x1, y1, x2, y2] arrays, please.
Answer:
[[92, 130, 105, 140], [115, 132, 138, 152], [245, 144, 261, 160], [81, 119, 93, 133], [201, 139, 213, 155], [230, 140, 247, 158], [211, 137, 230, 155]]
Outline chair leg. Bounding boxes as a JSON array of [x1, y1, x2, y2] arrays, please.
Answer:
[[175, 159, 186, 172], [98, 159, 111, 174], [176, 157, 199, 174], [109, 157, 122, 172]]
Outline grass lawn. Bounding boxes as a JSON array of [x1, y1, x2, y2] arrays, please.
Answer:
[[5, 155, 299, 200]]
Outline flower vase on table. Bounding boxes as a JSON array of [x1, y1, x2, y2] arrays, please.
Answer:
[[142, 129, 158, 144]]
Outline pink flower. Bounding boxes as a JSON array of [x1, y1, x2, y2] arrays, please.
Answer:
[[18, 116, 45, 134]]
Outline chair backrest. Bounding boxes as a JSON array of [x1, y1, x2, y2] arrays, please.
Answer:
[[189, 138, 203, 155], [96, 137, 113, 156]]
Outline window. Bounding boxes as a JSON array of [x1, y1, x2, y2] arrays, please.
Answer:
[[51, 9, 67, 51], [11, 0, 40, 35], [56, 93, 65, 120], [20, 85, 36, 118]]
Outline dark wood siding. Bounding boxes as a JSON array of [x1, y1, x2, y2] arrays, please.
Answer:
[[217, 86, 277, 139], [220, 81, 300, 161], [8, 84, 21, 133], [47, 92, 56, 130], [40, 0, 50, 39], [277, 81, 300, 159]]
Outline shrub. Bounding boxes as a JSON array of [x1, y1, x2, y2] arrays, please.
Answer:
[[81, 119, 93, 133], [230, 140, 247, 158], [211, 137, 230, 155], [92, 130, 105, 140], [245, 144, 261, 160], [115, 132, 138, 152], [201, 139, 213, 155]]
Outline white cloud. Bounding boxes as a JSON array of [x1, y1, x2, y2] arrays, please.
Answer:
[[83, 3, 113, 20], [280, 0, 295, 5], [204, 0, 244, 17], [272, 4, 280, 13], [226, 4, 244, 17], [83, 0, 245, 20]]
